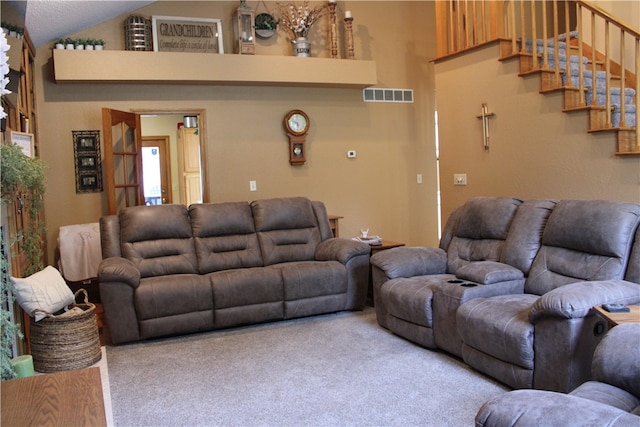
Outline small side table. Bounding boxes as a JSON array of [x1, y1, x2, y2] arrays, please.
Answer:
[[593, 305, 640, 330], [368, 240, 405, 306]]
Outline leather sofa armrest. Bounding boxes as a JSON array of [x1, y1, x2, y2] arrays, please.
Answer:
[[315, 238, 370, 264], [529, 280, 640, 323], [476, 389, 640, 427], [370, 246, 446, 279], [98, 257, 141, 289], [455, 261, 524, 285]]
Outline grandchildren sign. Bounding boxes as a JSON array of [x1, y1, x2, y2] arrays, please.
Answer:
[[152, 16, 224, 54]]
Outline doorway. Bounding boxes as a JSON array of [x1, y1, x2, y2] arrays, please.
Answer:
[[139, 110, 208, 206], [141, 136, 172, 205]]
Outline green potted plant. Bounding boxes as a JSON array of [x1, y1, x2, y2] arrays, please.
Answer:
[[0, 144, 47, 380], [94, 39, 105, 50], [75, 38, 86, 50], [85, 38, 95, 50], [255, 13, 279, 39], [54, 38, 65, 49]]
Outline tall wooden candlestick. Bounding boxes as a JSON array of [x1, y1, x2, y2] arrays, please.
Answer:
[[344, 15, 354, 60], [328, 2, 338, 58]]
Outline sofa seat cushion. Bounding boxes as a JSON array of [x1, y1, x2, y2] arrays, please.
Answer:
[[210, 267, 284, 328], [210, 268, 283, 309], [135, 274, 213, 320], [381, 274, 453, 328], [457, 294, 538, 369], [571, 381, 640, 413], [277, 261, 347, 300]]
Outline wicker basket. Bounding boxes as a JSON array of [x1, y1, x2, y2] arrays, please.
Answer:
[[29, 289, 102, 373]]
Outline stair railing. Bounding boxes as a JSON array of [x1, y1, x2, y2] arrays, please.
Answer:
[[435, 0, 639, 150]]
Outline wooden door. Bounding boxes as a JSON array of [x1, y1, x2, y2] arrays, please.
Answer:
[[178, 127, 202, 205], [102, 109, 144, 214], [141, 136, 172, 205]]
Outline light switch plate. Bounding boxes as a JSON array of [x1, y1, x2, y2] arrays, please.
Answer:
[[454, 174, 467, 186]]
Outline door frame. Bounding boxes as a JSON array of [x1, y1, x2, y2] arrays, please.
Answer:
[[133, 108, 209, 204]]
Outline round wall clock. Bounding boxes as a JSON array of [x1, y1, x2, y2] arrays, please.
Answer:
[[283, 110, 310, 136], [283, 110, 310, 165]]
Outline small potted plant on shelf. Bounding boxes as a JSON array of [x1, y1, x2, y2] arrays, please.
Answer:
[[94, 39, 105, 50], [255, 13, 279, 39], [54, 38, 65, 49], [85, 38, 95, 50], [64, 37, 75, 50], [75, 38, 86, 50]]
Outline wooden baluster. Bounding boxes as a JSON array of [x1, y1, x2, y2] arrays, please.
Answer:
[[519, 0, 526, 54], [553, 1, 560, 81], [591, 11, 597, 107], [619, 30, 626, 127], [577, 4, 585, 105], [510, 0, 517, 54], [541, 0, 548, 70], [605, 20, 611, 127]]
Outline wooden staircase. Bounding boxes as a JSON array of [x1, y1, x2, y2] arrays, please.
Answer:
[[435, 0, 639, 156]]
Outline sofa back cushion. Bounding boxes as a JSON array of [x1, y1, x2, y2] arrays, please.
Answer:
[[526, 200, 640, 295], [189, 202, 263, 273], [99, 214, 121, 258], [446, 197, 522, 274], [625, 225, 640, 284], [119, 204, 198, 277], [251, 197, 322, 266], [500, 199, 557, 275]]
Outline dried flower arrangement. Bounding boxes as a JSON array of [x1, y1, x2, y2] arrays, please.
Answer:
[[276, 1, 326, 39]]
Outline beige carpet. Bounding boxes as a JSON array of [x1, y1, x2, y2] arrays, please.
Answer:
[[105, 308, 508, 426]]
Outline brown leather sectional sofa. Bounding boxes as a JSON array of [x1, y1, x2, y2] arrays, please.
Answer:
[[98, 197, 371, 344]]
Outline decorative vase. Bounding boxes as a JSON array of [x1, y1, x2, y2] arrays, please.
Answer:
[[292, 37, 311, 57]]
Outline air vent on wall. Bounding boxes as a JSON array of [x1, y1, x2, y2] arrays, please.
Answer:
[[363, 88, 414, 103]]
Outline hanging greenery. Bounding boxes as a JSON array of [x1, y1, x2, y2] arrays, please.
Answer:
[[0, 143, 47, 275], [1, 239, 22, 380], [0, 143, 47, 380]]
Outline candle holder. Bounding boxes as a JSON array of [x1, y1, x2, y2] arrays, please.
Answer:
[[328, 1, 338, 58], [344, 15, 354, 60]]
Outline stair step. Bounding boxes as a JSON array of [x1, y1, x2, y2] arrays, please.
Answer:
[[513, 33, 638, 156]]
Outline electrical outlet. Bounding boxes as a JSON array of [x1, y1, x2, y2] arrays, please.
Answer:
[[249, 180, 257, 191], [454, 174, 467, 186], [347, 150, 357, 159], [416, 174, 423, 184]]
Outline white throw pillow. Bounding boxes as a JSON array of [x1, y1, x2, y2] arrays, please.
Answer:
[[11, 266, 75, 322]]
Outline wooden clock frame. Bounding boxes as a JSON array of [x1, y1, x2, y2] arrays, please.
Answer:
[[283, 110, 310, 165]]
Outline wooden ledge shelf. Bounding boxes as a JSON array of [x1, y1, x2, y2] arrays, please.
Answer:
[[52, 50, 377, 89]]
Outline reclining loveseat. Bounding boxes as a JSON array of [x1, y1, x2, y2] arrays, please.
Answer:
[[476, 323, 640, 426], [371, 197, 640, 392], [98, 197, 371, 344]]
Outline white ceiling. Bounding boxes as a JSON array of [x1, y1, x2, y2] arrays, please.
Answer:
[[6, 0, 154, 48]]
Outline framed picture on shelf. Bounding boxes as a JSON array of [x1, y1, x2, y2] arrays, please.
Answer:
[[72, 130, 103, 193], [8, 131, 35, 158], [152, 16, 224, 54]]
